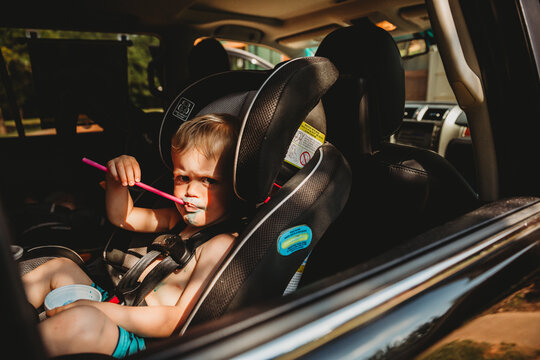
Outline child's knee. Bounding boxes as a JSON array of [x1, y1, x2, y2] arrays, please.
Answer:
[[26, 257, 79, 279], [72, 306, 116, 344], [23, 257, 71, 285], [43, 305, 102, 336], [49, 257, 80, 272], [49, 257, 91, 287], [40, 306, 118, 356], [74, 306, 119, 355]]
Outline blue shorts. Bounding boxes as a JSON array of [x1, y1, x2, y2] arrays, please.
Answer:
[[90, 282, 111, 302], [113, 326, 146, 358], [90, 283, 146, 358]]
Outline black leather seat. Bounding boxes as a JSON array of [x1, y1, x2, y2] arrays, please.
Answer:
[[300, 20, 479, 285]]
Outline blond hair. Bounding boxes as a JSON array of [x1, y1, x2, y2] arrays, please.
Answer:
[[171, 113, 240, 165]]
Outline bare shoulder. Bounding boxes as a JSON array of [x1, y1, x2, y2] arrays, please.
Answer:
[[211, 232, 237, 246], [196, 232, 237, 261]]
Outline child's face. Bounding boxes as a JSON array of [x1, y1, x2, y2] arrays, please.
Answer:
[[171, 147, 232, 229]]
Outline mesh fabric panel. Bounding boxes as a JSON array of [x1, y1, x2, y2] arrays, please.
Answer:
[[195, 91, 255, 117], [235, 58, 331, 203]]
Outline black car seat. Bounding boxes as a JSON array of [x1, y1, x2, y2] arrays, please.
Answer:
[[101, 56, 351, 331], [164, 56, 352, 332], [187, 37, 231, 84], [300, 20, 479, 285]]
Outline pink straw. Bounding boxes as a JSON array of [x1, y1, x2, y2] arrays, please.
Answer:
[[82, 157, 185, 205]]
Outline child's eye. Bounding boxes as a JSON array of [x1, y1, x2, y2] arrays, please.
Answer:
[[175, 175, 190, 184], [202, 177, 217, 185]]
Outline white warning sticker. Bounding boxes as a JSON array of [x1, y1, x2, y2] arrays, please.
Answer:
[[284, 122, 325, 169]]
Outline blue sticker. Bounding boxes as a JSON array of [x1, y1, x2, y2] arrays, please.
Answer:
[[277, 225, 312, 256]]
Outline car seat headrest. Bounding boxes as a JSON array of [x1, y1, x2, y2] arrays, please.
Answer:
[[159, 70, 268, 170], [315, 20, 404, 152], [159, 57, 338, 206], [188, 38, 230, 83], [233, 57, 337, 204]]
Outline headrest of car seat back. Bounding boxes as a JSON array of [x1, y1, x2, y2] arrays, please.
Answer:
[[159, 70, 269, 169], [315, 21, 404, 147], [233, 57, 338, 204], [159, 57, 338, 205], [188, 38, 230, 83]]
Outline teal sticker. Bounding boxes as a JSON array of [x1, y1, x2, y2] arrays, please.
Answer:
[[277, 225, 312, 256]]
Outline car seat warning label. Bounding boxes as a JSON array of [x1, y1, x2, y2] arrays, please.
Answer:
[[284, 122, 325, 169], [277, 225, 312, 256]]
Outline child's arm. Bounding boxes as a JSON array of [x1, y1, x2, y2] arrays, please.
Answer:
[[105, 155, 180, 233], [48, 301, 185, 337]]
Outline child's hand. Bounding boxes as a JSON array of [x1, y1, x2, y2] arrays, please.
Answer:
[[45, 299, 101, 317], [107, 155, 141, 186], [44, 299, 83, 317]]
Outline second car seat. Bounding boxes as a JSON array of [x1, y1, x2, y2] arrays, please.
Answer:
[[187, 37, 231, 84]]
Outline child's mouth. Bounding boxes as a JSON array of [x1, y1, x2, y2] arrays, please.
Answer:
[[182, 197, 206, 212], [185, 204, 200, 212]]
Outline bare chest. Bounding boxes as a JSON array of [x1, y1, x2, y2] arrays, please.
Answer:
[[138, 251, 198, 306]]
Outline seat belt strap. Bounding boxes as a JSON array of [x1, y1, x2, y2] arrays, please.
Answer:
[[116, 250, 162, 295], [116, 219, 238, 306], [130, 256, 183, 306]]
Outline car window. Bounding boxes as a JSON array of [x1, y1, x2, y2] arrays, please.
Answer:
[[0, 28, 160, 138], [402, 44, 456, 102], [221, 41, 286, 70]]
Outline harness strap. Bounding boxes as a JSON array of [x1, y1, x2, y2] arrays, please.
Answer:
[[116, 250, 162, 295], [186, 221, 237, 249], [116, 219, 239, 306], [130, 256, 184, 306]]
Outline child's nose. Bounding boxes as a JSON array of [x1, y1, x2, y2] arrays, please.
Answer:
[[184, 181, 201, 197]]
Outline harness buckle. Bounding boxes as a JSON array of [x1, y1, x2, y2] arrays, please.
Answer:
[[148, 234, 193, 266]]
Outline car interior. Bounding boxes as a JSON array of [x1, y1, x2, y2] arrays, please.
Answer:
[[1, 0, 539, 358]]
